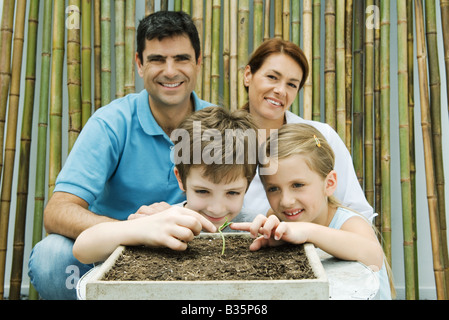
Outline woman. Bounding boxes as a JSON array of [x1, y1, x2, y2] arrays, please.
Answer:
[[242, 38, 374, 222]]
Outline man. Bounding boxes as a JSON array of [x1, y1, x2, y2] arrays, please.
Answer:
[[28, 11, 215, 300]]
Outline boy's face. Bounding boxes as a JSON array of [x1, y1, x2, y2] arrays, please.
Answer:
[[175, 167, 248, 229], [136, 35, 201, 109]]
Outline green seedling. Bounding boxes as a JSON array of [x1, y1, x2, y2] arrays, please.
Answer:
[[218, 218, 232, 255]]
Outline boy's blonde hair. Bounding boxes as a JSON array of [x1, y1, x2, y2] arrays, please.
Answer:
[[172, 106, 259, 189], [261, 123, 340, 208]]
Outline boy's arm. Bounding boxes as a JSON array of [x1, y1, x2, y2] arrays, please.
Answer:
[[73, 206, 217, 264]]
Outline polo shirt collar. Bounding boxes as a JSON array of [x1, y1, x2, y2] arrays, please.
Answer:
[[138, 90, 203, 137]]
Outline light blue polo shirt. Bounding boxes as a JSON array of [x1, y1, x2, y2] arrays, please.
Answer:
[[54, 89, 214, 221]]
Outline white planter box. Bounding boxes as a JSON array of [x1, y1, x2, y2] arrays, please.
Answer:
[[85, 233, 329, 300]]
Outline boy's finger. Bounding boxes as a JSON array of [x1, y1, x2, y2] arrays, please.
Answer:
[[183, 209, 217, 233]]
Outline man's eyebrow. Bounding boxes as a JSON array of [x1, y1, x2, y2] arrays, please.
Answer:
[[146, 53, 193, 61], [174, 53, 194, 60], [146, 54, 165, 61]]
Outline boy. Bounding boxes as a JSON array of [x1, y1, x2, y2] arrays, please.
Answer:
[[73, 107, 260, 263]]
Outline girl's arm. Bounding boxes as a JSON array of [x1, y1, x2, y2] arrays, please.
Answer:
[[299, 217, 384, 270], [230, 214, 384, 269], [73, 206, 217, 264]]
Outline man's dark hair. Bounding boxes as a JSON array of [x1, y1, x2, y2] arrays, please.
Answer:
[[136, 11, 201, 64]]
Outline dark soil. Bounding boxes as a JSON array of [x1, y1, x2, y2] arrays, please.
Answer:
[[102, 237, 315, 281]]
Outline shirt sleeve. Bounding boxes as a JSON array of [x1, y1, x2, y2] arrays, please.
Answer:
[[54, 115, 122, 206]]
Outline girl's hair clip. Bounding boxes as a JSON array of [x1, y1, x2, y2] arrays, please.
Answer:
[[313, 135, 321, 148]]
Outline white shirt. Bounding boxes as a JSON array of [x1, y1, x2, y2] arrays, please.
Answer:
[[243, 111, 375, 222]]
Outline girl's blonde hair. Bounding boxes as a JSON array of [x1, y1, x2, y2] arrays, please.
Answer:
[[261, 123, 341, 208]]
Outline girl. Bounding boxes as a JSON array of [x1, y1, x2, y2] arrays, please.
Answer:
[[241, 38, 374, 222], [232, 123, 393, 300]]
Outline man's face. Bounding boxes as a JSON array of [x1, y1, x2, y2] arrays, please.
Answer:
[[136, 35, 201, 109]]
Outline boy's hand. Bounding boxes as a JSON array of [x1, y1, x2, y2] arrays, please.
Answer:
[[128, 201, 172, 220], [131, 206, 217, 251]]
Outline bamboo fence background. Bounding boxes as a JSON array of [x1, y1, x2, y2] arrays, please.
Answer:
[[0, 0, 448, 300]]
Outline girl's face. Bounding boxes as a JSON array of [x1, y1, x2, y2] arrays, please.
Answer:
[[263, 154, 337, 226], [244, 53, 303, 125], [175, 167, 248, 229]]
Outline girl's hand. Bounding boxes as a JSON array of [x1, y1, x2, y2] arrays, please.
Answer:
[[230, 214, 310, 250]]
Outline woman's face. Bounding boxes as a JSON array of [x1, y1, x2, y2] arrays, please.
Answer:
[[244, 53, 304, 125]]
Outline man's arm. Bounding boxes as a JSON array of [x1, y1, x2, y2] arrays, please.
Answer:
[[44, 191, 117, 240]]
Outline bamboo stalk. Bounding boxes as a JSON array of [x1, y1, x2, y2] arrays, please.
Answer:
[[192, 0, 203, 98], [211, 0, 221, 105], [174, 0, 182, 12], [29, 0, 53, 300], [380, 0, 392, 269], [441, 0, 449, 115], [407, 0, 419, 298], [9, 0, 40, 300], [182, 0, 191, 14], [282, 0, 290, 41], [81, 0, 92, 127], [145, 0, 155, 16], [67, 0, 82, 152], [253, 0, 264, 51], [345, 0, 353, 149], [0, 0, 27, 300], [0, 0, 15, 184], [365, 0, 375, 208], [94, 0, 101, 110], [303, 0, 313, 119], [291, 0, 300, 115], [374, 0, 382, 236], [237, 0, 249, 109], [161, 0, 169, 11], [264, 0, 271, 41], [398, 0, 417, 300], [312, 0, 321, 121], [324, 0, 336, 129], [229, 0, 237, 111], [48, 0, 65, 206], [274, 0, 282, 39], [425, 0, 449, 298], [353, 0, 364, 186], [101, 0, 111, 106], [415, 0, 446, 299], [115, 0, 125, 98], [335, 0, 345, 141], [202, 0, 212, 102], [223, 0, 230, 109], [124, 0, 135, 95]]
